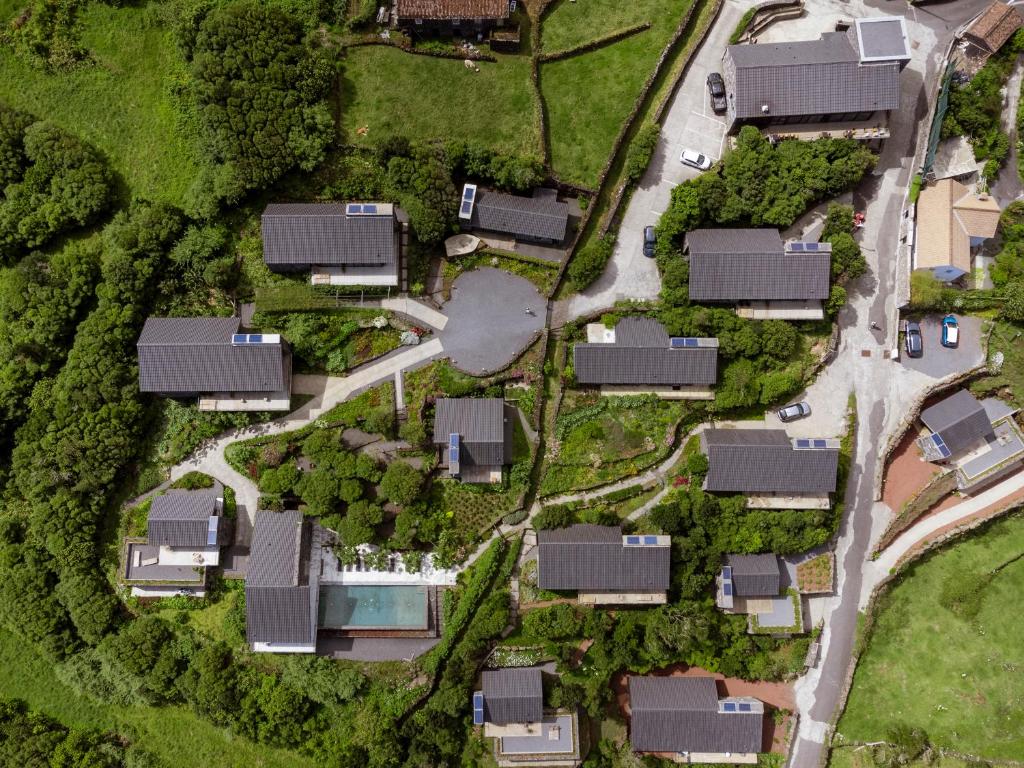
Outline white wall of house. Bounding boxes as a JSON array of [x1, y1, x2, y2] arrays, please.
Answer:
[[252, 642, 316, 654]]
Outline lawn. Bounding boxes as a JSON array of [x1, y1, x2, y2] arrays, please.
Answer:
[[0, 628, 315, 768], [0, 2, 201, 206], [540, 0, 694, 188], [340, 45, 540, 155], [836, 513, 1024, 760], [542, 0, 676, 53]]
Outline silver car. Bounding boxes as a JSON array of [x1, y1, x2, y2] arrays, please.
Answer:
[[778, 402, 811, 422]]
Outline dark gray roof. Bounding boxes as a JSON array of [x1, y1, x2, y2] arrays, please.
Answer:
[[725, 554, 780, 597], [137, 317, 288, 395], [685, 229, 830, 302], [574, 317, 719, 386], [727, 32, 901, 120], [432, 398, 510, 467], [536, 525, 670, 592], [261, 203, 397, 269], [920, 389, 995, 456], [629, 677, 762, 754], [246, 511, 319, 647], [702, 429, 839, 494], [482, 668, 543, 725], [470, 190, 569, 242], [148, 492, 218, 548]]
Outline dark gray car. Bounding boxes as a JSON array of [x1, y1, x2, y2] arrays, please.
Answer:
[[905, 321, 923, 358], [706, 72, 727, 114], [643, 226, 656, 258]]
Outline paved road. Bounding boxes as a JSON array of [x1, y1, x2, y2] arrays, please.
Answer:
[[561, 0, 752, 321]]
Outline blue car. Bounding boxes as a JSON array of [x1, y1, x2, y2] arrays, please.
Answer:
[[941, 315, 959, 348]]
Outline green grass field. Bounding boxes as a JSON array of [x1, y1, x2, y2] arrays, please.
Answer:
[[0, 628, 315, 768], [836, 513, 1024, 760], [0, 2, 201, 206], [540, 0, 693, 188], [340, 45, 540, 155]]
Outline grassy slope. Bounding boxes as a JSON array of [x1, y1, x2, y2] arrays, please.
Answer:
[[340, 46, 539, 155], [0, 629, 315, 768], [0, 2, 200, 206], [836, 514, 1024, 760], [540, 0, 692, 188]]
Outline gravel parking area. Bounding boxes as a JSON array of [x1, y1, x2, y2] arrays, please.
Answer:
[[439, 267, 546, 375], [900, 314, 985, 379]]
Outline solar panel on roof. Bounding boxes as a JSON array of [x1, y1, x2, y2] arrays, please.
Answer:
[[723, 583, 733, 596], [643, 535, 659, 545], [796, 439, 811, 449], [461, 201, 472, 216], [347, 203, 362, 215], [472, 692, 484, 725], [232, 334, 247, 344], [813, 439, 828, 448], [738, 702, 752, 712], [362, 204, 377, 214], [805, 242, 820, 251], [626, 535, 641, 545], [670, 337, 700, 349], [722, 702, 737, 712], [789, 242, 805, 252], [248, 334, 263, 343], [722, 565, 732, 578]]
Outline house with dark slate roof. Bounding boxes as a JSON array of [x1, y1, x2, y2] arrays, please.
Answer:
[[137, 317, 292, 411], [723, 16, 908, 138], [684, 229, 831, 320], [629, 676, 763, 763], [715, 554, 804, 634], [246, 510, 321, 654], [536, 524, 670, 605], [459, 183, 569, 244], [395, 0, 515, 37], [701, 428, 840, 509], [433, 398, 515, 484], [122, 489, 229, 598], [573, 317, 718, 399], [474, 668, 584, 767], [916, 389, 1024, 490], [261, 202, 406, 288]]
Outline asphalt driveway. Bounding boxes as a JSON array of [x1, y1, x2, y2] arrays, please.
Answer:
[[900, 314, 985, 379], [438, 267, 546, 375]]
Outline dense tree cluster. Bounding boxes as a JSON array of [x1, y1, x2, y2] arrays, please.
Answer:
[[656, 127, 875, 245], [0, 696, 149, 767], [9, 201, 185, 649], [181, 1, 335, 213], [0, 105, 114, 259], [0, 239, 100, 463], [3, 0, 90, 70]]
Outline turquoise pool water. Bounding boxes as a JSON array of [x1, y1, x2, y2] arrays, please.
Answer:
[[318, 584, 429, 630]]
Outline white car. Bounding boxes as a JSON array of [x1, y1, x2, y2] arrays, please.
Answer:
[[680, 149, 712, 170]]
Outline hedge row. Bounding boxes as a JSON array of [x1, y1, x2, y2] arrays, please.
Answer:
[[538, 22, 651, 62]]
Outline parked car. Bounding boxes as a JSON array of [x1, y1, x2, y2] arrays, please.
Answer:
[[905, 321, 923, 358], [642, 226, 657, 258], [941, 315, 959, 348], [777, 401, 811, 423], [706, 72, 727, 113], [680, 149, 712, 170]]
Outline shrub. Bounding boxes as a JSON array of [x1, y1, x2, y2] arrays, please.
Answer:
[[624, 123, 660, 185], [532, 506, 576, 530], [568, 235, 615, 291], [521, 604, 583, 641], [1002, 280, 1024, 322]]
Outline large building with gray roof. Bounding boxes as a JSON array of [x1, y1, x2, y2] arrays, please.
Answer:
[[573, 317, 718, 399], [536, 525, 670, 605], [460, 184, 570, 244], [701, 428, 840, 509], [122, 488, 227, 599], [137, 317, 292, 411], [684, 229, 831, 319], [629, 676, 763, 760], [433, 398, 515, 483], [723, 16, 908, 136], [261, 202, 406, 288], [246, 510, 321, 654]]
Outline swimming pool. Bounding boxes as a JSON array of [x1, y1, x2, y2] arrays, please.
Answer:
[[318, 584, 429, 630]]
